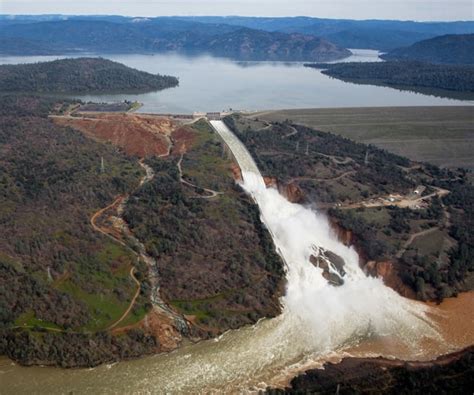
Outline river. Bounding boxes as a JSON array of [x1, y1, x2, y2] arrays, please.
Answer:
[[2, 121, 472, 395], [0, 50, 471, 113]]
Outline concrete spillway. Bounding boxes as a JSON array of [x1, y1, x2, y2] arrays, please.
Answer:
[[210, 120, 266, 188]]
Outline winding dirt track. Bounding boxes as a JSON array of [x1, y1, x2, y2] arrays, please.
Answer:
[[90, 196, 143, 330], [90, 196, 126, 246], [177, 154, 223, 198], [106, 268, 141, 330], [289, 170, 356, 184]]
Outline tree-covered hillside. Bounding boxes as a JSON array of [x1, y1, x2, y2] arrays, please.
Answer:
[[0, 58, 179, 93], [305, 61, 474, 99], [382, 34, 474, 65], [0, 96, 159, 367]]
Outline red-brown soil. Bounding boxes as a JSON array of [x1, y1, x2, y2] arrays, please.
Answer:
[[365, 260, 416, 299], [170, 126, 198, 155], [263, 176, 277, 188], [112, 309, 182, 352], [283, 182, 305, 203], [53, 113, 176, 157]]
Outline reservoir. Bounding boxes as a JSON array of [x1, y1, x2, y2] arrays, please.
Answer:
[[0, 50, 471, 113]]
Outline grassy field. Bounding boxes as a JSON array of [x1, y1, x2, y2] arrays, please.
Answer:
[[251, 107, 474, 169]]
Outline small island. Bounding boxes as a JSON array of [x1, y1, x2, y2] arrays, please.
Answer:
[[0, 57, 179, 93]]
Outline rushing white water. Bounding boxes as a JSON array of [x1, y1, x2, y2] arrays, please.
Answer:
[[0, 121, 442, 395], [211, 120, 440, 376]]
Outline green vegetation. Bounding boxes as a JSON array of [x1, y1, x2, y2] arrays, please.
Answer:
[[0, 58, 179, 93], [305, 61, 474, 99], [225, 114, 474, 301], [225, 114, 413, 204], [253, 107, 474, 169], [0, 95, 155, 367], [123, 119, 284, 334]]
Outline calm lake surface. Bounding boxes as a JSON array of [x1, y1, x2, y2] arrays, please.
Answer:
[[0, 50, 471, 113]]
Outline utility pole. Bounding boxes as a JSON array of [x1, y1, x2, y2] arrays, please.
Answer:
[[364, 149, 369, 165], [101, 156, 105, 173]]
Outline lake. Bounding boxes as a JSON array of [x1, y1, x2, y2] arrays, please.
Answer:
[[0, 50, 471, 113]]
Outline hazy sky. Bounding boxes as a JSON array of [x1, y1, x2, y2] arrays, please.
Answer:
[[1, 0, 473, 21]]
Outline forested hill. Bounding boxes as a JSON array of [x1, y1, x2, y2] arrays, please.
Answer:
[[0, 58, 179, 93], [382, 34, 474, 65], [0, 19, 350, 61], [305, 61, 474, 99]]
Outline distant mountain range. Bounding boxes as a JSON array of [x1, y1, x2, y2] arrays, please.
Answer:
[[382, 34, 474, 64], [0, 18, 350, 61], [162, 16, 474, 51], [1, 15, 473, 60]]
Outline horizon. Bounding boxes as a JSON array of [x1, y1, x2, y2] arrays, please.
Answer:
[[1, 0, 473, 22], [1, 13, 473, 23]]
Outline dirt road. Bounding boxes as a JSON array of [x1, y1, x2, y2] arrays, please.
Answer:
[[106, 268, 141, 330]]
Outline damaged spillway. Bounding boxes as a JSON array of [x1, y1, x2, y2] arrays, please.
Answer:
[[1, 121, 442, 395], [209, 119, 440, 383]]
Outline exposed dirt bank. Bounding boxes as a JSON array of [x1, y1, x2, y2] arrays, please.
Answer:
[[52, 113, 175, 157]]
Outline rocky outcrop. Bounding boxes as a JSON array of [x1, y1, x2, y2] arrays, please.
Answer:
[[283, 182, 305, 203], [310, 248, 346, 286]]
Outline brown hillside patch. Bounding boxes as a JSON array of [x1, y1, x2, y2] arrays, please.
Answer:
[[112, 309, 182, 352], [53, 113, 176, 157], [171, 126, 198, 155]]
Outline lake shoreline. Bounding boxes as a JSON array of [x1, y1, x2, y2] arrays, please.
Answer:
[[1, 51, 470, 115]]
